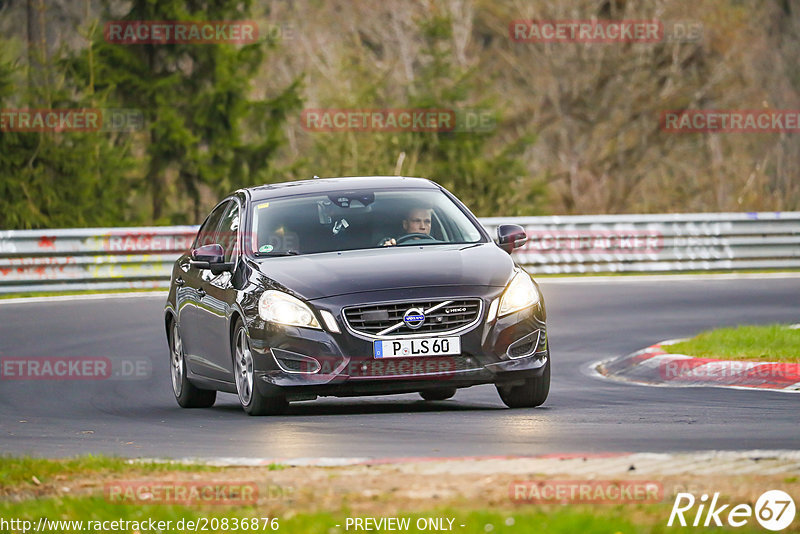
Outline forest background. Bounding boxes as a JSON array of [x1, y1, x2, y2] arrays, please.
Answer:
[[0, 0, 797, 229]]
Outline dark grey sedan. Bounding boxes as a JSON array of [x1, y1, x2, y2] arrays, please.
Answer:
[[164, 176, 549, 415]]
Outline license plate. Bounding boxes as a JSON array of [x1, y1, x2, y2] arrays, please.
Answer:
[[373, 337, 460, 358]]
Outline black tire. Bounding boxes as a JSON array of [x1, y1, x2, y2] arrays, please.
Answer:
[[419, 387, 457, 401], [232, 319, 288, 416], [169, 319, 216, 408], [496, 355, 550, 408]]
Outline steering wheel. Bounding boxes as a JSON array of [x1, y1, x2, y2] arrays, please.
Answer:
[[395, 233, 439, 244]]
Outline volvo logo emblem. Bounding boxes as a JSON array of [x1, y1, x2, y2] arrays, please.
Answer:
[[402, 307, 425, 330]]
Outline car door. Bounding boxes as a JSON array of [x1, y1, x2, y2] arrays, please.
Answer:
[[193, 199, 243, 382], [178, 201, 230, 378]]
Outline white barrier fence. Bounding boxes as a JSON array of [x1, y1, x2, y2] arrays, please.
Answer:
[[1, 212, 798, 293]]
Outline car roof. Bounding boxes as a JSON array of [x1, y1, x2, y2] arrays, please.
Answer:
[[243, 176, 440, 202]]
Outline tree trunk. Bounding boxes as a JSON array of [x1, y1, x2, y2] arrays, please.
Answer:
[[26, 0, 50, 105]]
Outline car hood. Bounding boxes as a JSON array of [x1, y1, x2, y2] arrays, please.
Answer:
[[253, 243, 515, 300]]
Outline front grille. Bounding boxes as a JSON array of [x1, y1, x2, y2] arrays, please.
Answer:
[[343, 298, 482, 337]]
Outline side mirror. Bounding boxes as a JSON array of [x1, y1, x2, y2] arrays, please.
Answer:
[[190, 244, 233, 273], [496, 224, 527, 254]]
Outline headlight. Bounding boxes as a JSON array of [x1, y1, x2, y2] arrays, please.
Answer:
[[258, 290, 321, 329], [498, 270, 540, 317]]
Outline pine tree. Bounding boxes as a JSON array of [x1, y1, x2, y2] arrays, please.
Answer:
[[72, 0, 302, 223], [0, 41, 137, 229]]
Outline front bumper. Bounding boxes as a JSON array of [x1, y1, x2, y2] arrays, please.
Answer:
[[246, 286, 548, 400]]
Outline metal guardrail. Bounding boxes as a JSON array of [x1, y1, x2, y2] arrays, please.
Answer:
[[481, 211, 800, 274], [1, 212, 798, 293], [0, 226, 197, 294]]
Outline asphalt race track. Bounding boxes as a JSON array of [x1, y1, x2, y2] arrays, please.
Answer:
[[1, 276, 798, 460]]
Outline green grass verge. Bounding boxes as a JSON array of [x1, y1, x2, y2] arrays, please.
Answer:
[[668, 324, 800, 362], [0, 456, 776, 533], [0, 495, 773, 533], [0, 496, 673, 534], [0, 456, 219, 491]]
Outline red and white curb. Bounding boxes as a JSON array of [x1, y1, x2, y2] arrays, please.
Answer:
[[595, 341, 800, 392]]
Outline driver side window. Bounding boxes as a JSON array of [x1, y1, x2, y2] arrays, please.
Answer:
[[194, 202, 229, 248], [218, 202, 240, 262]]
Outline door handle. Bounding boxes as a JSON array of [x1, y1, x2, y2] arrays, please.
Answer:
[[197, 288, 206, 298], [175, 277, 185, 287]]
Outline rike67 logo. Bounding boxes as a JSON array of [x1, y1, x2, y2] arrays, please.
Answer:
[[668, 490, 796, 531]]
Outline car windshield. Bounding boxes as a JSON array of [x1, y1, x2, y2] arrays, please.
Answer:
[[250, 188, 484, 256]]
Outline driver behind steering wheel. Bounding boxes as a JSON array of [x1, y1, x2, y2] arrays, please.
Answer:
[[380, 207, 433, 246]]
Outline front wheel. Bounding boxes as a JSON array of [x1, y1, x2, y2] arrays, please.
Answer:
[[169, 320, 216, 408], [496, 356, 550, 408], [232, 320, 288, 416]]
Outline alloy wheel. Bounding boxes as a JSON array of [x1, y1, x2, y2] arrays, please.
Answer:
[[170, 322, 184, 397], [235, 328, 254, 406]]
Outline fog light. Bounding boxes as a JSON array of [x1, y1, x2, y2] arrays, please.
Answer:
[[271, 348, 321, 374], [506, 331, 541, 359]]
